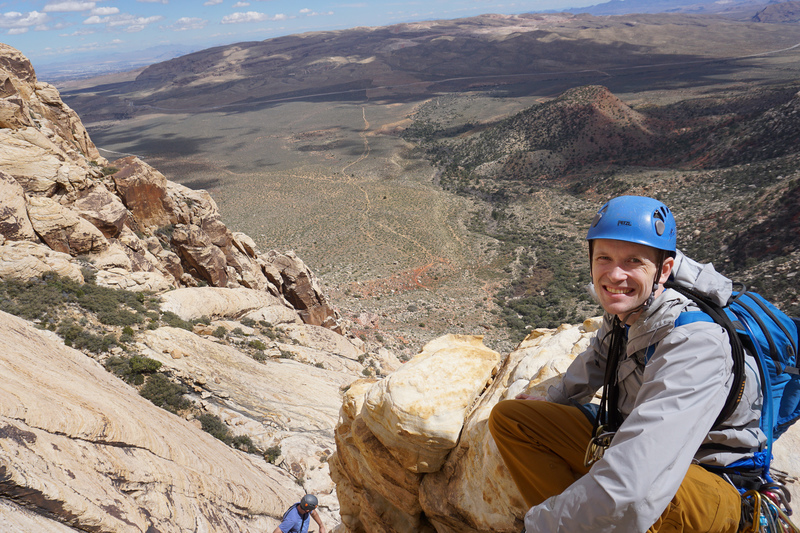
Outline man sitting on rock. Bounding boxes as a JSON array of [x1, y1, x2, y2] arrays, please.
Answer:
[[489, 195, 764, 532], [273, 494, 327, 533]]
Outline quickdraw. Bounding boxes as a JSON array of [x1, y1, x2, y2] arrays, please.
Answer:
[[740, 482, 799, 533]]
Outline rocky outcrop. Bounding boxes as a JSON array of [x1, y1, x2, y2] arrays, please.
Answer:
[[0, 310, 304, 532], [0, 43, 339, 331], [331, 321, 800, 533]]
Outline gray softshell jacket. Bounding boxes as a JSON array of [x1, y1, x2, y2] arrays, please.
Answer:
[[527, 251, 766, 532]]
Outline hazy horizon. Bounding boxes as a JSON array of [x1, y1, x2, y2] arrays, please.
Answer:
[[3, 0, 603, 72]]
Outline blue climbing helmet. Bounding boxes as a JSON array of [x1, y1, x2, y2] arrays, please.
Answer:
[[587, 195, 677, 255]]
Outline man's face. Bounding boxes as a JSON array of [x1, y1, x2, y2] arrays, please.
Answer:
[[591, 239, 671, 323]]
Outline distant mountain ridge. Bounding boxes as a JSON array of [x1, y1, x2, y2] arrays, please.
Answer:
[[62, 11, 800, 124], [561, 0, 775, 17], [752, 0, 800, 21]]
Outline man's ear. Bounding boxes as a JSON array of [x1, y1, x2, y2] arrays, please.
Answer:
[[659, 256, 675, 285]]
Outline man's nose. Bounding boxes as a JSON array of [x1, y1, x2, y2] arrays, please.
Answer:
[[606, 264, 627, 281]]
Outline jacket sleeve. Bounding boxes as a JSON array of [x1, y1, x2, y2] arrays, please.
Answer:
[[547, 316, 611, 405], [527, 322, 733, 533]]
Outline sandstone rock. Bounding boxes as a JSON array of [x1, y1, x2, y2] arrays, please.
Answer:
[[273, 342, 364, 374], [26, 195, 108, 255], [139, 326, 355, 434], [0, 499, 78, 532], [160, 286, 299, 322], [362, 334, 501, 474], [0, 170, 37, 242], [282, 323, 364, 360], [373, 347, 403, 374], [111, 156, 177, 230], [95, 267, 174, 292], [0, 310, 305, 532], [0, 241, 83, 282], [172, 223, 230, 286], [263, 250, 339, 331], [90, 241, 133, 271], [72, 183, 129, 238], [0, 129, 71, 196]]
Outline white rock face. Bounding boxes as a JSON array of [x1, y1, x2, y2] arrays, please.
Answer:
[[0, 311, 306, 533], [139, 326, 355, 434], [160, 286, 300, 322], [0, 240, 84, 282], [361, 334, 501, 474]]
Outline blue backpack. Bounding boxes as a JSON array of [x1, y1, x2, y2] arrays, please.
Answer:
[[669, 282, 800, 488]]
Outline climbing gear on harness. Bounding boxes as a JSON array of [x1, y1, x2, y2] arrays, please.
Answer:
[[584, 315, 627, 467]]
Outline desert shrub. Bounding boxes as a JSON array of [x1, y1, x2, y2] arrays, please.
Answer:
[[264, 445, 282, 464], [232, 435, 258, 454], [253, 350, 267, 362], [139, 373, 190, 413], [314, 362, 325, 369], [240, 317, 256, 328], [161, 311, 194, 331], [278, 349, 294, 359], [212, 326, 227, 338], [248, 339, 267, 350], [105, 354, 162, 385], [197, 413, 231, 444], [56, 318, 84, 345], [119, 326, 135, 344]]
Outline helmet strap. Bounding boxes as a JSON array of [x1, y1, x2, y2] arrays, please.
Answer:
[[641, 252, 666, 311]]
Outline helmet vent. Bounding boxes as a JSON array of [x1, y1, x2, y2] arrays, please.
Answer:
[[653, 209, 665, 236]]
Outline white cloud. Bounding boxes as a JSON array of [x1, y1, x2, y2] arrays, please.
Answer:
[[299, 8, 310, 14], [170, 17, 208, 31], [233, 1, 250, 6], [273, 13, 287, 20], [203, 0, 223, 5], [83, 15, 107, 24], [221, 11, 268, 24], [91, 7, 119, 15], [137, 0, 168, 3], [8, 27, 28, 34], [1, 10, 49, 29], [43, 1, 95, 12], [83, 13, 163, 32]]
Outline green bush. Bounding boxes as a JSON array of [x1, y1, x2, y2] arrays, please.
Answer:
[[139, 373, 190, 413], [212, 326, 227, 338], [161, 311, 194, 331], [197, 413, 231, 444], [105, 354, 162, 385], [264, 445, 282, 464], [232, 435, 258, 454], [248, 339, 267, 350]]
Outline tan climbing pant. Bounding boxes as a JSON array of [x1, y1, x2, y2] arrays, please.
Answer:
[[488, 399, 741, 532]]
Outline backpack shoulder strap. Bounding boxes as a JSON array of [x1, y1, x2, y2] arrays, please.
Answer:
[[666, 281, 746, 429]]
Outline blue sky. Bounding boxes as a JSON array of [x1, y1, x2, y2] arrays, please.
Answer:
[[1, 1, 600, 66]]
